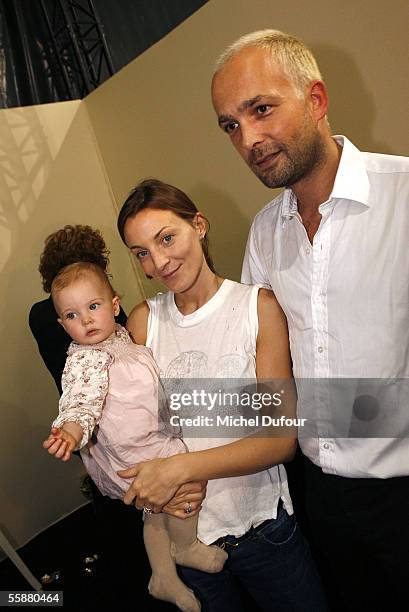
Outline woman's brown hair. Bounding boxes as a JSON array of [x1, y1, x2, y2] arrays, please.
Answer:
[[117, 179, 216, 274]]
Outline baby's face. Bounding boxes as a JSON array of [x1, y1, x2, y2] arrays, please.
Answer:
[[54, 275, 120, 345]]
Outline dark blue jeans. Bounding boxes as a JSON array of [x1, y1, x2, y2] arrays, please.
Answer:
[[179, 502, 327, 611]]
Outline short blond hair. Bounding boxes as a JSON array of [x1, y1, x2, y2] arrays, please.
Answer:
[[51, 262, 115, 302], [214, 29, 322, 96]]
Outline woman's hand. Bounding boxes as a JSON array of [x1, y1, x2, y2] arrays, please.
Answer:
[[162, 481, 207, 519], [118, 454, 186, 511]]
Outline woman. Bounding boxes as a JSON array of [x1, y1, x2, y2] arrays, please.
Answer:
[[117, 179, 326, 611]]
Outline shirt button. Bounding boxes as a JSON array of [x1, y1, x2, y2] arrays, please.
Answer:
[[305, 248, 311, 255], [318, 346, 324, 353], [323, 443, 330, 450]]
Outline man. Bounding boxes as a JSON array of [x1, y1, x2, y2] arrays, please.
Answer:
[[211, 29, 409, 611]]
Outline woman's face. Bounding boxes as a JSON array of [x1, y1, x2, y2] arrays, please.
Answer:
[[124, 208, 207, 293]]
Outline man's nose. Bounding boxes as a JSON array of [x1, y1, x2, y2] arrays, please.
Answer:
[[240, 120, 263, 152]]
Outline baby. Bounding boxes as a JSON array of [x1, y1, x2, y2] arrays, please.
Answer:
[[43, 261, 226, 611]]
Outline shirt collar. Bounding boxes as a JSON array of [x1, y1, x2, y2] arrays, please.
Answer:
[[330, 135, 370, 206], [281, 135, 371, 219], [281, 189, 298, 218]]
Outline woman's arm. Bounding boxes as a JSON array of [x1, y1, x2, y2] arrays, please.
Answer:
[[119, 288, 297, 509]]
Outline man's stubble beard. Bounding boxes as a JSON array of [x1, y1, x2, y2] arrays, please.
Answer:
[[250, 126, 326, 190]]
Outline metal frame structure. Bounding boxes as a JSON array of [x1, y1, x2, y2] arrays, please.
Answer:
[[39, 0, 115, 99]]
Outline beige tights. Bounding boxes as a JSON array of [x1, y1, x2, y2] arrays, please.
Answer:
[[143, 513, 227, 611]]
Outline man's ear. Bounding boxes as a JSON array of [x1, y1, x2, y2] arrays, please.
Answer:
[[194, 212, 207, 239], [112, 295, 120, 316], [308, 80, 329, 122]]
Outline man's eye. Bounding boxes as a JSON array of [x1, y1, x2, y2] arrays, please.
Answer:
[[256, 104, 271, 114], [163, 235, 173, 245], [224, 121, 239, 134], [136, 250, 148, 259], [66, 312, 76, 320], [89, 303, 99, 311]]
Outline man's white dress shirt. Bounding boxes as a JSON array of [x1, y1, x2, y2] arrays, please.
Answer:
[[242, 136, 409, 478]]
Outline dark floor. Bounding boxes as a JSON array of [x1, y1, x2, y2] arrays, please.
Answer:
[[0, 497, 175, 611]]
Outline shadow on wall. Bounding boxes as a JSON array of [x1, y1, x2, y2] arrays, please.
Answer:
[[312, 44, 391, 154], [0, 108, 54, 278], [0, 109, 56, 531]]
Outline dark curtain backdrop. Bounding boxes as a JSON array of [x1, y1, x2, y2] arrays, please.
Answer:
[[0, 0, 208, 108]]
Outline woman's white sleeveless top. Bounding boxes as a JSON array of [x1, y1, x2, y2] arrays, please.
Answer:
[[147, 279, 292, 544]]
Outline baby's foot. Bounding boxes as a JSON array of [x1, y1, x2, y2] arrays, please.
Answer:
[[148, 574, 201, 612], [171, 540, 228, 573]]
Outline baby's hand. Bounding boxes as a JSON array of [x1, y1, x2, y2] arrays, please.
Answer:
[[43, 426, 77, 462]]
